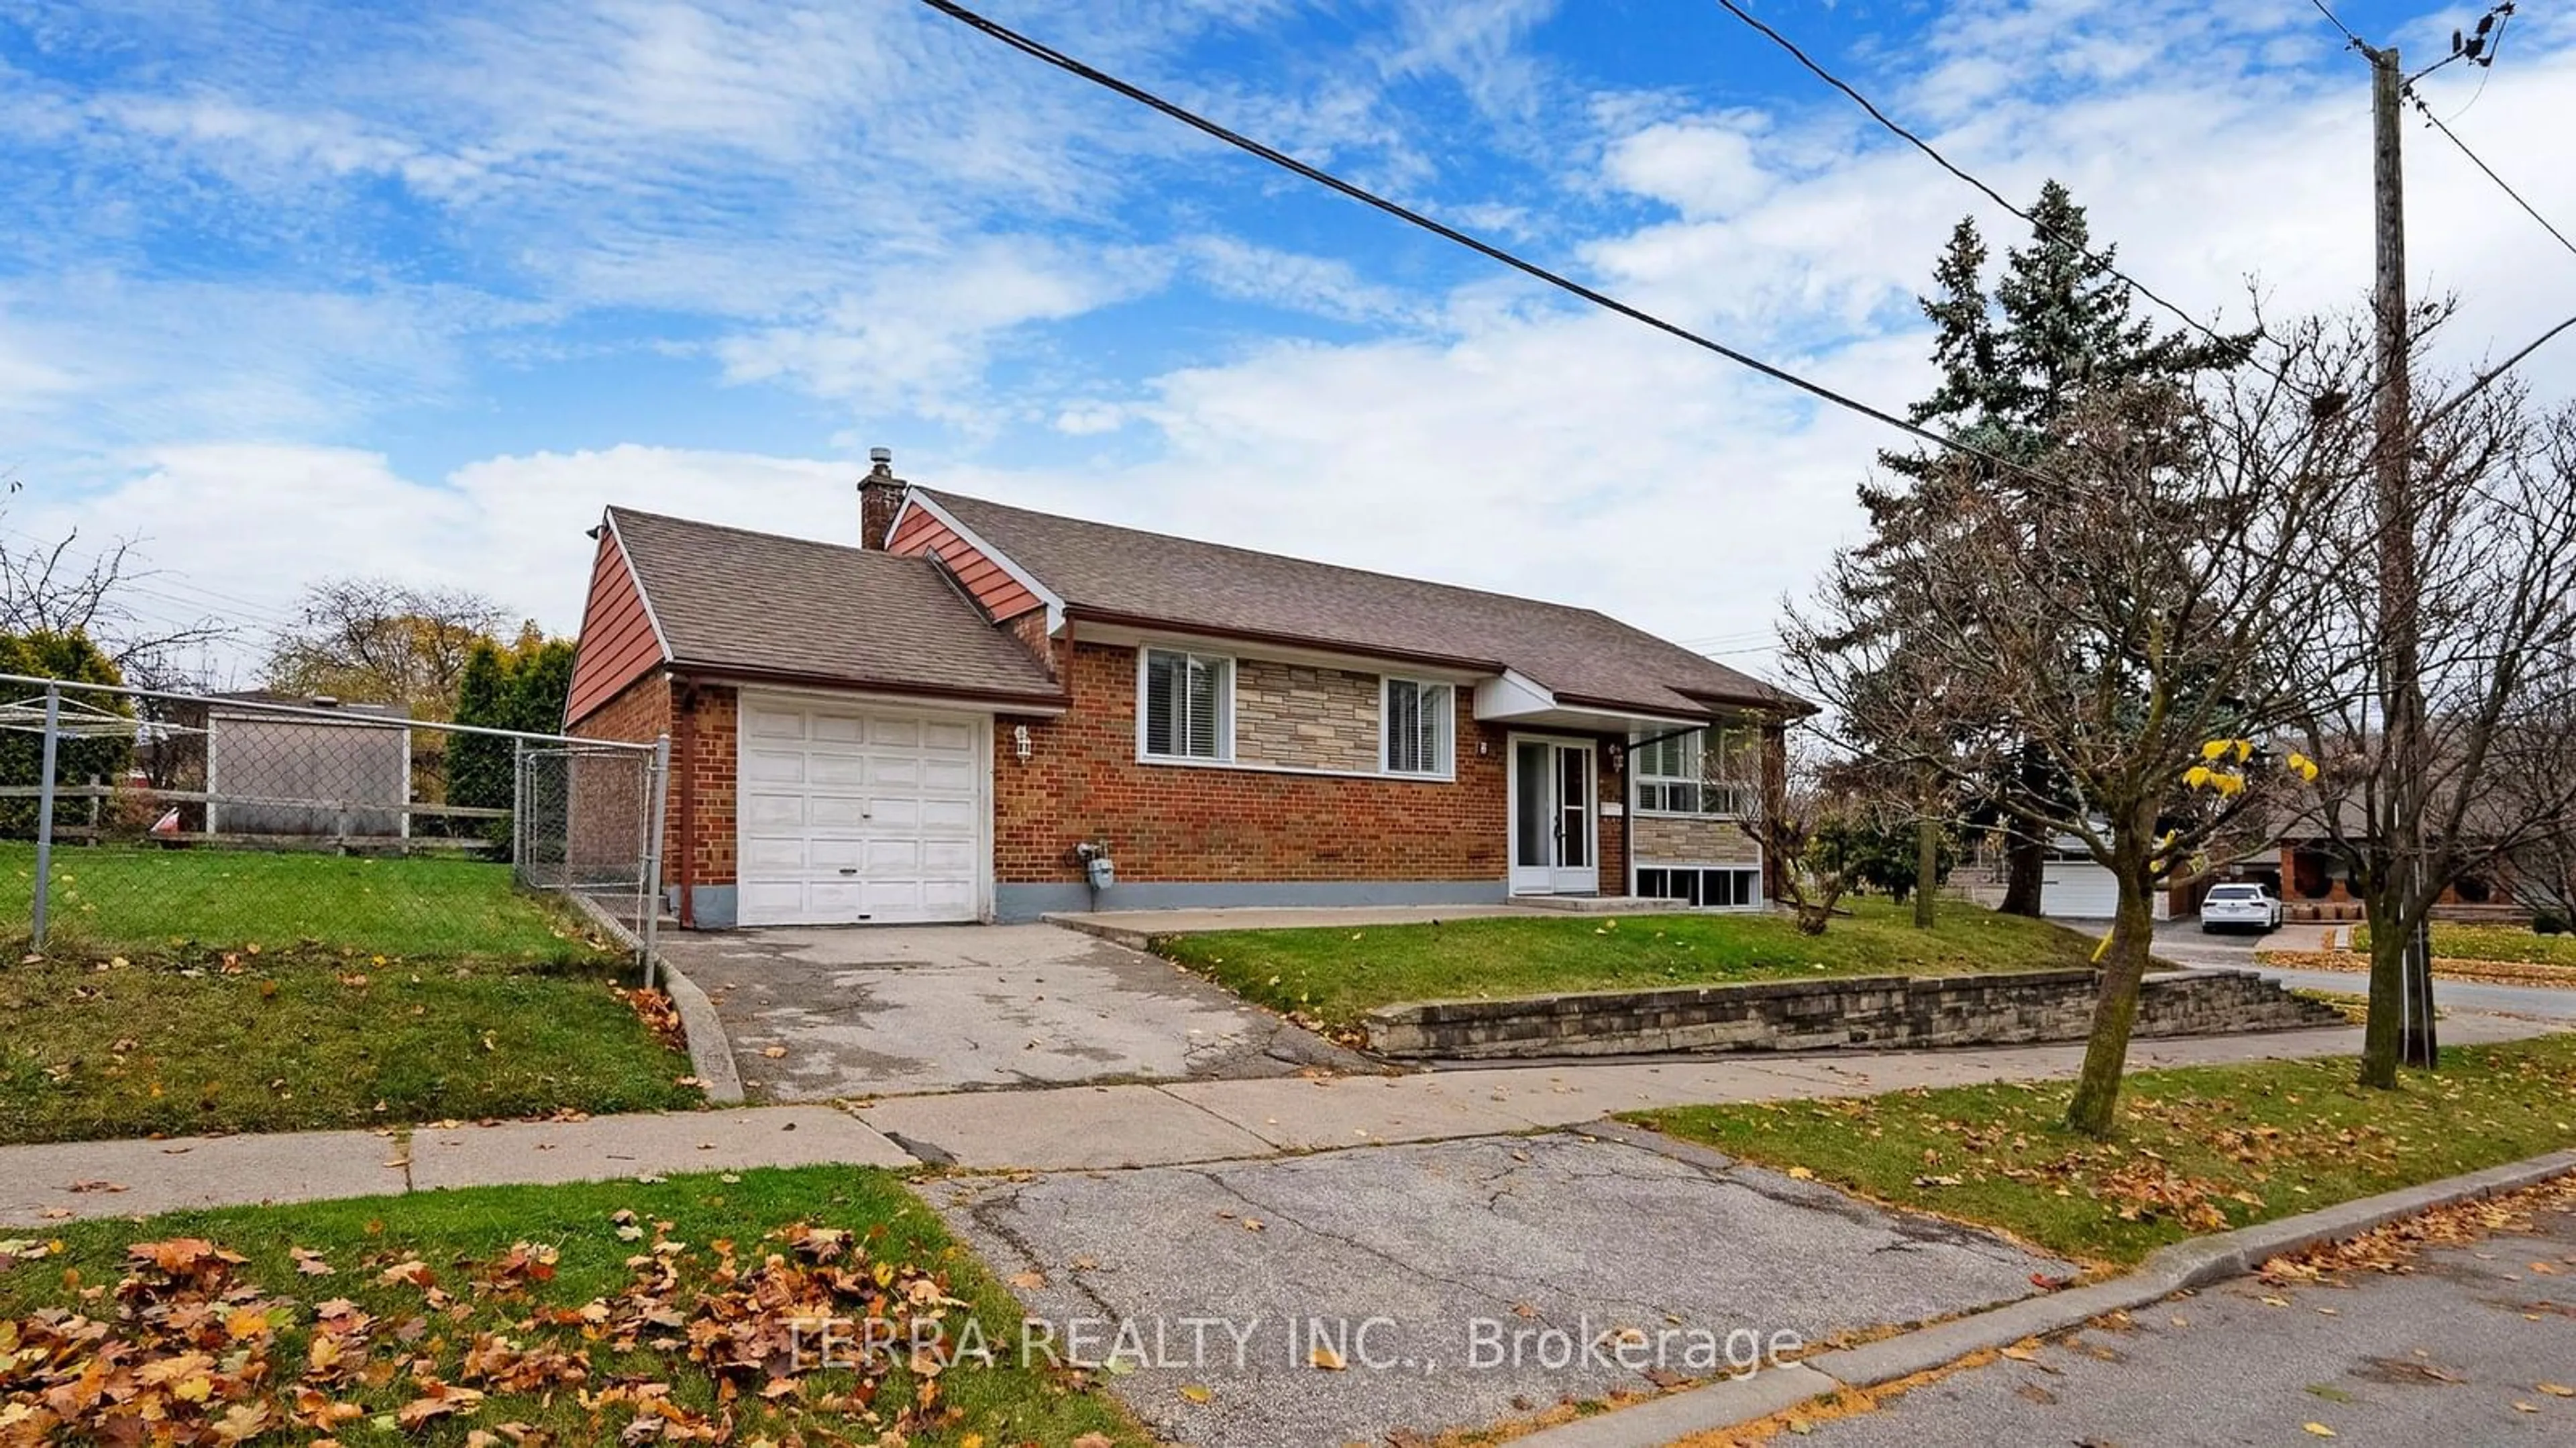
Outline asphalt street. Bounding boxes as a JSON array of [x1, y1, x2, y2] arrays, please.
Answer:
[[2145, 919, 2576, 1023], [1800, 1189, 2576, 1447]]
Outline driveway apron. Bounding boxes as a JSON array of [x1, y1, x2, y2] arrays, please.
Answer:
[[658, 923, 1364, 1099]]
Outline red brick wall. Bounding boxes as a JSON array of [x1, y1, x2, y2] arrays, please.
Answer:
[[675, 684, 739, 889], [566, 670, 738, 897], [995, 640, 1509, 886], [1597, 742, 1626, 895]]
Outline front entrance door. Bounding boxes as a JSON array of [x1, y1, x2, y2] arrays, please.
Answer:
[[1510, 737, 1597, 895]]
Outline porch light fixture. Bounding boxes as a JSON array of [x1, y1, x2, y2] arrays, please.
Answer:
[[1013, 723, 1031, 761]]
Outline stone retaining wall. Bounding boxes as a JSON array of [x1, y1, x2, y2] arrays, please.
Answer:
[[1361, 968, 2347, 1060]]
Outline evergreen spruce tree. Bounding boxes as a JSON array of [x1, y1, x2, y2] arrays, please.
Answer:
[[1831, 183, 2251, 915]]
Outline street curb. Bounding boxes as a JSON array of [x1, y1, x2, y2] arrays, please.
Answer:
[[656, 956, 747, 1105], [1037, 912, 1157, 951], [558, 890, 745, 1104], [1513, 1146, 2576, 1446], [1509, 1364, 1841, 1448]]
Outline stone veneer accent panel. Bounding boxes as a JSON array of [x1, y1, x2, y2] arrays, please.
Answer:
[[1362, 968, 2347, 1059], [1632, 814, 1760, 864], [1232, 658, 1383, 773]]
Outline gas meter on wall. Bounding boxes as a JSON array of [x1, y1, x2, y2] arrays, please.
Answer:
[[1086, 855, 1116, 890]]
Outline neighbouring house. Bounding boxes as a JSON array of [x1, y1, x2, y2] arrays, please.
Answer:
[[565, 454, 1810, 927]]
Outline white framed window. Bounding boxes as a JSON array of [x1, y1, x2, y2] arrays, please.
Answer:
[[1139, 648, 1233, 761], [1634, 726, 1756, 816], [1382, 678, 1454, 776]]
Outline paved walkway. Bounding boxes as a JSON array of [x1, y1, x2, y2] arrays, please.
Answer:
[[2, 1014, 2548, 1226]]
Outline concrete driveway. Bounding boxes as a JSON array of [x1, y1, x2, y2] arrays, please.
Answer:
[[930, 1124, 2074, 1448], [658, 923, 1364, 1100]]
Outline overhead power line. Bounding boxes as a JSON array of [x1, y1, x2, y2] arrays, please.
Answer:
[[2405, 100, 2576, 262], [912, 0, 2061, 491], [1706, 0, 2268, 376]]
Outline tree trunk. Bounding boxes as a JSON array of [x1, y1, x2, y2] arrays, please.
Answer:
[[2000, 825, 2046, 917], [2065, 860, 2157, 1137], [2358, 892, 2408, 1089], [1913, 817, 1939, 929]]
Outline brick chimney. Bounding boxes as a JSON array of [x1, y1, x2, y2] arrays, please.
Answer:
[[858, 446, 905, 550]]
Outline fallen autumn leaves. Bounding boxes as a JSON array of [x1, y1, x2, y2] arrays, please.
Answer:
[[0, 1217, 1008, 1446]]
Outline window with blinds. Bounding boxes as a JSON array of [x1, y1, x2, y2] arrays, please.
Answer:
[[1141, 648, 1230, 760], [1383, 678, 1453, 776]]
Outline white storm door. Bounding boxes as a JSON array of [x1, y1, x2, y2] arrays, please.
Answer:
[[1509, 736, 1597, 895], [736, 696, 985, 925]]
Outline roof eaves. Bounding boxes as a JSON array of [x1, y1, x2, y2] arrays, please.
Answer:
[[669, 659, 1071, 713], [1060, 605, 1507, 676]]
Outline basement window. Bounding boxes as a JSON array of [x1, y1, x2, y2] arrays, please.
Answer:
[[1636, 866, 1761, 909]]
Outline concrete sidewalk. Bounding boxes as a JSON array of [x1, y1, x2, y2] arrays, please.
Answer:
[[0, 1014, 2551, 1225]]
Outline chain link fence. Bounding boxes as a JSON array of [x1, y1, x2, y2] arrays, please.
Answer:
[[0, 673, 667, 975]]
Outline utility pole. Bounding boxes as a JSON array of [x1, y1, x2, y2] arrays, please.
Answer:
[[2363, 41, 2438, 1073]]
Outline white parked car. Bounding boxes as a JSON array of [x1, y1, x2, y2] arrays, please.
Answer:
[[2200, 882, 2284, 933]]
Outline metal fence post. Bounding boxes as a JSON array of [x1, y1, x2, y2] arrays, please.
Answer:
[[30, 682, 59, 949], [511, 738, 527, 882], [640, 733, 672, 989]]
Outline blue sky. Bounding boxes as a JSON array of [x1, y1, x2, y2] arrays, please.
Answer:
[[7, 0, 2573, 680]]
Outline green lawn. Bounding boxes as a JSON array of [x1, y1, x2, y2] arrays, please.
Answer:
[[0, 1168, 1142, 1447], [1629, 1033, 2576, 1268], [0, 844, 699, 1143], [0, 945, 703, 1143], [1157, 898, 2107, 1028], [0, 841, 604, 961], [2363, 922, 2576, 968]]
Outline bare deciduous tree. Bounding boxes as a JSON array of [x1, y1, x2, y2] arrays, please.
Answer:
[[1786, 335, 2365, 1135], [1736, 732, 1856, 935], [265, 578, 508, 719], [2277, 344, 2576, 1083], [0, 521, 231, 676]]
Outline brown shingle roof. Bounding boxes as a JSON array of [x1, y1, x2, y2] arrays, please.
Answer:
[[606, 507, 1064, 707], [918, 488, 1807, 719]]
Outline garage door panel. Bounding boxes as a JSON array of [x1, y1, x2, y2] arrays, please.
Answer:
[[810, 713, 867, 744], [861, 838, 920, 871], [743, 792, 807, 829], [918, 797, 975, 833], [741, 837, 808, 871], [808, 754, 869, 787], [735, 696, 986, 926], [805, 795, 870, 830], [742, 749, 808, 784]]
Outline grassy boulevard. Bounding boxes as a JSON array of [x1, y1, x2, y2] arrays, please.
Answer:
[[1158, 898, 2106, 1029], [1630, 1033, 2576, 1268], [0, 1167, 1141, 1446], [0, 848, 702, 1145]]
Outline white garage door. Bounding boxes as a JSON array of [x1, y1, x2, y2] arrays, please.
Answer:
[[2042, 860, 2121, 919], [735, 696, 985, 926]]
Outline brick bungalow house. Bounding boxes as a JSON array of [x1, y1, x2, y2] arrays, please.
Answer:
[[566, 456, 1809, 927]]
